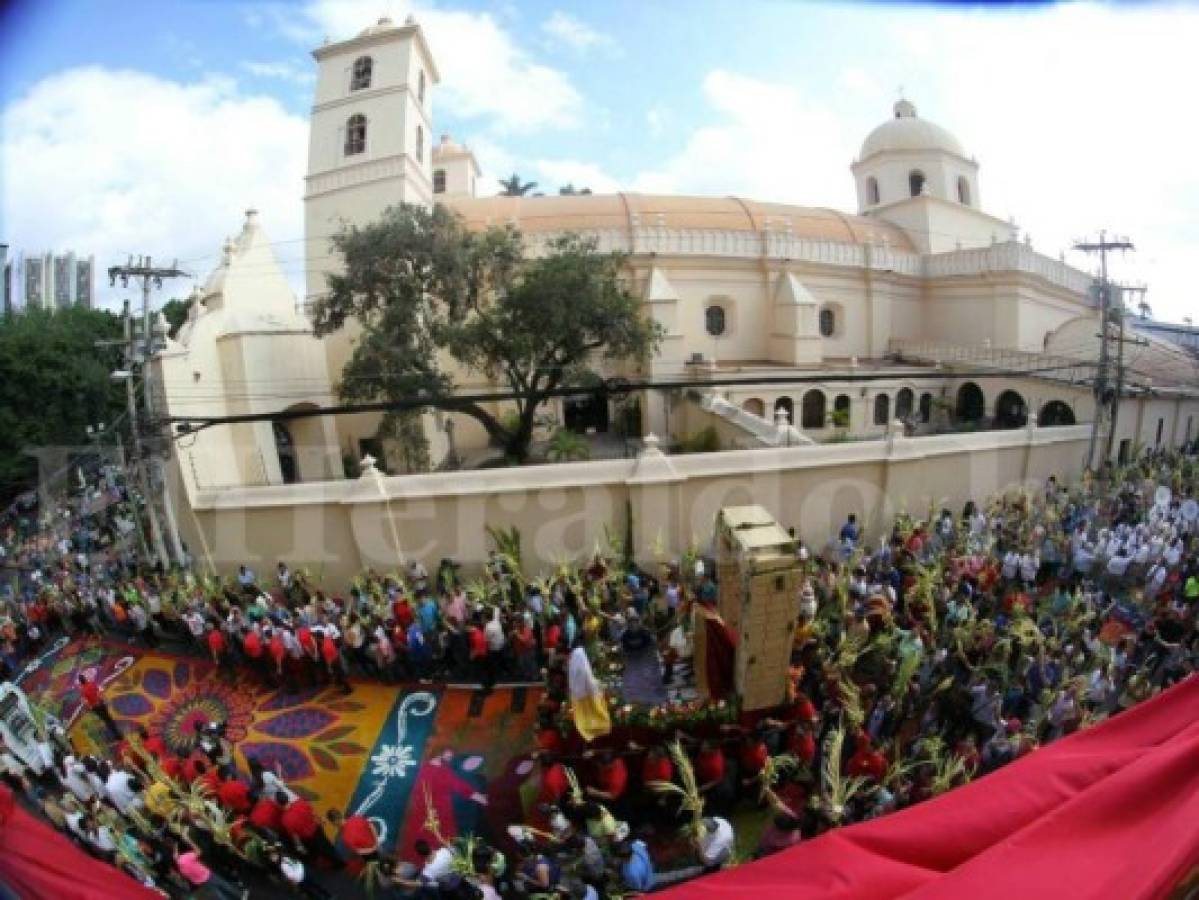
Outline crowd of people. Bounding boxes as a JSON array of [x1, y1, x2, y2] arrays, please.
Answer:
[[1, 446, 1197, 898]]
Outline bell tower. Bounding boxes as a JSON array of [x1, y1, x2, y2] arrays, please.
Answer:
[[303, 16, 440, 307]]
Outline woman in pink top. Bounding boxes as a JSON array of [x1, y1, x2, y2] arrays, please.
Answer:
[[174, 846, 245, 900]]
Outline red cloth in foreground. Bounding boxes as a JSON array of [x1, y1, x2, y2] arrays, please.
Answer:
[[0, 785, 159, 900], [662, 675, 1199, 900]]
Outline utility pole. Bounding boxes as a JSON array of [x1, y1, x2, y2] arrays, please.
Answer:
[[1107, 284, 1149, 461], [1075, 231, 1134, 469], [108, 257, 190, 567]]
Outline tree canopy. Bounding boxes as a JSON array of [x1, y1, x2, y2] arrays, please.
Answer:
[[498, 173, 538, 196], [160, 297, 190, 338], [311, 204, 663, 463], [0, 307, 126, 501]]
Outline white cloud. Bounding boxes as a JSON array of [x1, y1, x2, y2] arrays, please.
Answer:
[[646, 106, 666, 138], [295, 0, 582, 132], [886, 4, 1199, 323], [241, 60, 316, 86], [531, 159, 621, 195], [1, 67, 308, 308], [632, 70, 852, 206], [541, 11, 615, 55]]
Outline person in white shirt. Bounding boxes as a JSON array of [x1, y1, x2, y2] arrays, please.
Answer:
[[1019, 553, 1039, 585], [61, 755, 95, 802], [1001, 551, 1019, 582], [696, 816, 735, 870], [1106, 549, 1131, 578], [105, 767, 144, 816], [484, 608, 506, 653]]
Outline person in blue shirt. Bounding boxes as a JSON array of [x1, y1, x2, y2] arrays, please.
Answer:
[[616, 839, 654, 893], [418, 593, 440, 635], [839, 513, 860, 546]]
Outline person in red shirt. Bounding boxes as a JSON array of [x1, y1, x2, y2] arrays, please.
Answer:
[[160, 755, 184, 782], [586, 750, 628, 805], [77, 673, 121, 741], [197, 760, 222, 797], [537, 754, 569, 807], [268, 629, 287, 684], [320, 632, 352, 694], [393, 597, 414, 631], [641, 746, 674, 787], [788, 722, 817, 765], [217, 769, 252, 814], [544, 620, 563, 659], [142, 730, 167, 760], [280, 795, 343, 869], [243, 627, 263, 661], [206, 624, 227, 668], [249, 794, 285, 836], [534, 711, 565, 756], [694, 740, 732, 811], [738, 731, 769, 791], [847, 732, 887, 782], [182, 754, 205, 784], [327, 808, 378, 862]]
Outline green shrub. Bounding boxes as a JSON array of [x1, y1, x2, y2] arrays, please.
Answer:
[[546, 428, 591, 462]]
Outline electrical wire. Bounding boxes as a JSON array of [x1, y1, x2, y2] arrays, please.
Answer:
[[165, 360, 1099, 433]]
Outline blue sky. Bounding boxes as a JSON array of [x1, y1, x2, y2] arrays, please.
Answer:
[[2, 0, 1197, 322]]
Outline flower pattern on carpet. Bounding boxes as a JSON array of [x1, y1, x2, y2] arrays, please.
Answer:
[[85, 648, 386, 819]]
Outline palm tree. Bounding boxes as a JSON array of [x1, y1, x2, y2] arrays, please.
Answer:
[[558, 184, 593, 196], [498, 173, 538, 196]]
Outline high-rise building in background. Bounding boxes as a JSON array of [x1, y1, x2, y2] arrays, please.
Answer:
[[9, 250, 95, 312], [0, 244, 12, 315]]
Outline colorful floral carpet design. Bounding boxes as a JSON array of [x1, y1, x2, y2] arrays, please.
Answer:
[[17, 638, 546, 850]]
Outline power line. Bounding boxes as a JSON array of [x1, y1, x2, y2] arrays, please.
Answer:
[[166, 361, 1098, 434]]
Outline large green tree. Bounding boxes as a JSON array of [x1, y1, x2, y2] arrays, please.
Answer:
[[0, 307, 126, 500], [311, 204, 663, 462]]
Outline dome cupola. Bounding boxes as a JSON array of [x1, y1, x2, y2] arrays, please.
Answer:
[[851, 98, 979, 216]]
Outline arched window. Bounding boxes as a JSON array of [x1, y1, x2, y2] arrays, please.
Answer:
[[742, 398, 766, 418], [415, 124, 424, 162], [418, 69, 426, 103], [819, 307, 836, 338], [351, 56, 373, 91], [774, 396, 794, 425], [873, 394, 890, 426], [433, 169, 447, 194], [909, 170, 925, 197], [919, 392, 933, 423], [273, 421, 298, 485], [994, 390, 1027, 429], [833, 394, 851, 429], [955, 382, 985, 422], [957, 176, 971, 206], [1038, 400, 1076, 427], [344, 114, 367, 156], [705, 304, 726, 337], [866, 176, 880, 206], [801, 390, 826, 429], [896, 387, 914, 420]]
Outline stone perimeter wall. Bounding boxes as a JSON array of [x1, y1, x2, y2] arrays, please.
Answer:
[[172, 423, 1094, 583]]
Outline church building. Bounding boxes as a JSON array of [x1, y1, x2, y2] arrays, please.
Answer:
[[157, 16, 1199, 498]]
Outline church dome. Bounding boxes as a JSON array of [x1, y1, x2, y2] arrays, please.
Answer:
[[859, 99, 966, 161]]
